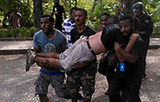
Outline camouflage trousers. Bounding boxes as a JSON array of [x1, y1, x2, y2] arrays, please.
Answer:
[[66, 63, 97, 99]]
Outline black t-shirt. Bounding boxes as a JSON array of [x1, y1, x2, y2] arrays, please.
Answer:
[[70, 25, 97, 73], [101, 24, 127, 51], [136, 12, 153, 41], [117, 36, 145, 77], [53, 4, 65, 24], [71, 26, 96, 43]]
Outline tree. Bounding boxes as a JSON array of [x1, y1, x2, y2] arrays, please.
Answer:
[[33, 0, 43, 29]]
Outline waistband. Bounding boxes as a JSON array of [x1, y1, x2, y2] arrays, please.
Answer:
[[40, 69, 65, 75], [86, 40, 96, 55]]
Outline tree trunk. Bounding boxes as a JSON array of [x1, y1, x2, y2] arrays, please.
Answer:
[[75, 0, 77, 7], [89, 0, 98, 21], [119, 0, 142, 15], [33, 0, 43, 29]]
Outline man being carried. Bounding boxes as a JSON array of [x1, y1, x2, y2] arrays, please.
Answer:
[[26, 15, 138, 72]]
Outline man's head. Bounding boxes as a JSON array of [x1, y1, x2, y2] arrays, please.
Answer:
[[100, 13, 110, 26], [132, 2, 143, 16], [75, 8, 87, 26], [70, 7, 78, 22], [41, 14, 54, 34], [107, 15, 119, 25], [119, 15, 134, 37], [54, 0, 59, 5]]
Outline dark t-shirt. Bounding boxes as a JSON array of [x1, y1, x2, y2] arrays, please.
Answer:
[[71, 26, 96, 43], [70, 25, 97, 73], [53, 4, 65, 24], [101, 24, 127, 51], [117, 36, 145, 77], [136, 12, 153, 42]]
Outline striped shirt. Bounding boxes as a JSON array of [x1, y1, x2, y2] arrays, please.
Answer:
[[62, 17, 76, 47]]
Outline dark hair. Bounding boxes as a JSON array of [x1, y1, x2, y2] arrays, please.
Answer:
[[107, 15, 119, 24], [101, 12, 110, 17], [41, 14, 54, 23], [70, 7, 78, 13], [76, 8, 87, 17], [120, 15, 133, 24]]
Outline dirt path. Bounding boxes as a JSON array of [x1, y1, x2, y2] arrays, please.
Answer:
[[0, 49, 160, 102]]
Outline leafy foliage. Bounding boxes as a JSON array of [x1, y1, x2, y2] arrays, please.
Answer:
[[4, 26, 39, 38], [0, 0, 160, 37], [87, 0, 119, 30]]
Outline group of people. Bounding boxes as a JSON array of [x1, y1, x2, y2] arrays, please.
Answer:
[[25, 1, 153, 102]]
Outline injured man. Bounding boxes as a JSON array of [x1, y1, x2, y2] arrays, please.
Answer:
[[26, 17, 139, 71]]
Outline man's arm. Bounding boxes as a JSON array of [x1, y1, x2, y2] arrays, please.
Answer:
[[35, 52, 59, 59], [34, 47, 40, 53], [125, 34, 139, 53], [116, 34, 139, 62], [17, 12, 22, 18], [114, 42, 138, 64]]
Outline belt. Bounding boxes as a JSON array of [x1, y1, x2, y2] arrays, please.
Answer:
[[40, 69, 65, 75], [86, 40, 96, 55]]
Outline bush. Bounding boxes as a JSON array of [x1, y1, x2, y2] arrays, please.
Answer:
[[1, 26, 39, 38]]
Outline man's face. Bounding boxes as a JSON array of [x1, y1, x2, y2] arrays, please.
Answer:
[[75, 10, 86, 26], [101, 15, 109, 26], [41, 17, 54, 34], [119, 19, 132, 37]]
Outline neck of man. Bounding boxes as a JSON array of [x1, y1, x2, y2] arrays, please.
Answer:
[[45, 29, 55, 39], [77, 24, 86, 33]]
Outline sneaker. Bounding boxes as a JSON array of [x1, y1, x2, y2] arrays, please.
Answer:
[[26, 50, 36, 72], [27, 49, 35, 55]]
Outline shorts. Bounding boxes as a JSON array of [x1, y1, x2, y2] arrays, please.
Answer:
[[66, 62, 97, 99], [59, 36, 95, 71], [34, 72, 67, 98]]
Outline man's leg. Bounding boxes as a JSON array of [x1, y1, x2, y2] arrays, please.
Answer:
[[59, 37, 84, 59], [81, 66, 96, 102], [66, 70, 82, 102], [108, 73, 125, 102], [34, 56, 63, 70], [35, 73, 51, 102], [39, 94, 49, 102], [105, 63, 116, 95], [36, 52, 59, 59], [50, 74, 71, 99]]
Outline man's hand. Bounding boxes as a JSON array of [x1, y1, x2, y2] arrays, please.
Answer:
[[108, 55, 117, 66], [114, 42, 124, 51], [38, 60, 50, 67], [100, 51, 109, 62], [97, 24, 105, 32]]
